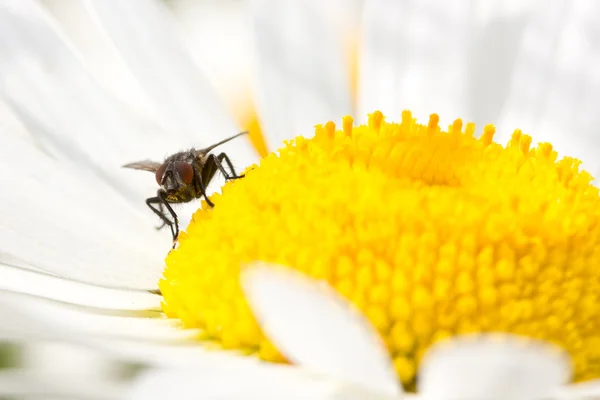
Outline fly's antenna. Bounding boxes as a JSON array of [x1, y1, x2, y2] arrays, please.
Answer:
[[202, 131, 249, 153]]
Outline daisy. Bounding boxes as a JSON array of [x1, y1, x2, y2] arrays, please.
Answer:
[[1, 0, 600, 398]]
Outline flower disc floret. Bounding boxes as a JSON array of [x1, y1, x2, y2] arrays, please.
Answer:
[[160, 111, 600, 388]]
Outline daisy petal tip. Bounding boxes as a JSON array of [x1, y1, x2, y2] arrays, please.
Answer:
[[558, 378, 600, 400], [419, 333, 571, 400], [241, 261, 289, 283], [240, 262, 403, 398]]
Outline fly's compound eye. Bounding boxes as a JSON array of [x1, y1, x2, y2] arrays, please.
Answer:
[[175, 161, 194, 184], [155, 163, 167, 185]]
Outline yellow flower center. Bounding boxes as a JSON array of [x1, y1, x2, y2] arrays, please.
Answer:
[[159, 111, 600, 388]]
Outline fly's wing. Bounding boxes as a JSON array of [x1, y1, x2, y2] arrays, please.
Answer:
[[122, 160, 162, 172], [196, 131, 249, 155]]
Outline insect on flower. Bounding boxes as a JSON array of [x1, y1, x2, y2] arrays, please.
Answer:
[[123, 131, 248, 247]]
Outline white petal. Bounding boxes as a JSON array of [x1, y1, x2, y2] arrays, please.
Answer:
[[250, 0, 354, 146], [0, 292, 56, 341], [555, 379, 600, 400], [127, 365, 394, 400], [241, 263, 402, 398], [358, 0, 473, 125], [0, 0, 171, 203], [0, 98, 31, 141], [0, 368, 125, 399], [0, 133, 168, 289], [0, 289, 197, 343], [21, 340, 121, 378], [496, 0, 600, 176], [0, 1, 199, 289], [83, 0, 259, 171], [0, 263, 161, 310], [88, 336, 267, 370], [41, 0, 154, 118], [0, 287, 260, 372], [418, 333, 571, 400]]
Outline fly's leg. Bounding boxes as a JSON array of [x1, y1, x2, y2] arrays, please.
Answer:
[[218, 152, 245, 179], [155, 202, 168, 230], [158, 191, 179, 245], [194, 173, 215, 208], [146, 196, 173, 232], [206, 153, 245, 180], [146, 192, 179, 247], [197, 153, 244, 209]]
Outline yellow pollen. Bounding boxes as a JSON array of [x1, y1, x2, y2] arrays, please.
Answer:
[[369, 110, 385, 132], [159, 111, 600, 389], [427, 113, 440, 135], [450, 118, 463, 136], [342, 115, 354, 137]]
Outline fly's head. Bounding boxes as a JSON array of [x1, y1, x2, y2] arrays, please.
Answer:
[[154, 155, 197, 202]]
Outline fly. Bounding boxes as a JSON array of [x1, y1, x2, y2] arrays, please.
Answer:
[[123, 131, 248, 247]]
